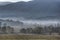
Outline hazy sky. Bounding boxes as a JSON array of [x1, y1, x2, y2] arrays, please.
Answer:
[[0, 0, 32, 2]]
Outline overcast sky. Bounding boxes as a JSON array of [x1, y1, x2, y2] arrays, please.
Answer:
[[0, 0, 32, 2]]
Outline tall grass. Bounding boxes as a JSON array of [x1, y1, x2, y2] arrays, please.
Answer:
[[0, 34, 59, 40]]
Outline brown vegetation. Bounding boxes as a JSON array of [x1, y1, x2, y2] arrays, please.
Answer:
[[0, 34, 59, 40]]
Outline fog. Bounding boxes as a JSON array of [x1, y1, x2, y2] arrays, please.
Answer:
[[0, 17, 60, 25]]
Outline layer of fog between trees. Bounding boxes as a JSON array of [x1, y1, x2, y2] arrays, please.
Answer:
[[20, 23, 60, 35]]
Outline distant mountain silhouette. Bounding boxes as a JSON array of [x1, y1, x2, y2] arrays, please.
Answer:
[[0, 0, 60, 19]]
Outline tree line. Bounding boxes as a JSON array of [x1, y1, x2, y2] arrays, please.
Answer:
[[0, 23, 14, 34], [20, 24, 60, 35]]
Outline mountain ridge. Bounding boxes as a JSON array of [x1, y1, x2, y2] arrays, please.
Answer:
[[0, 0, 60, 19]]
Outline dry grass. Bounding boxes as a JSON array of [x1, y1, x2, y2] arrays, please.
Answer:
[[0, 34, 59, 40]]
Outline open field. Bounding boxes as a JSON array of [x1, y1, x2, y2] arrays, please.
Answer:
[[0, 34, 59, 40]]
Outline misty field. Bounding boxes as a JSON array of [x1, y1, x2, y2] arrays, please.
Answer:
[[0, 34, 59, 40]]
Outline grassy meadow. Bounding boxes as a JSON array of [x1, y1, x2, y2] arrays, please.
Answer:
[[0, 34, 59, 40]]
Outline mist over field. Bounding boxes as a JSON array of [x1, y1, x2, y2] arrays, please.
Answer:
[[0, 1, 60, 40]]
